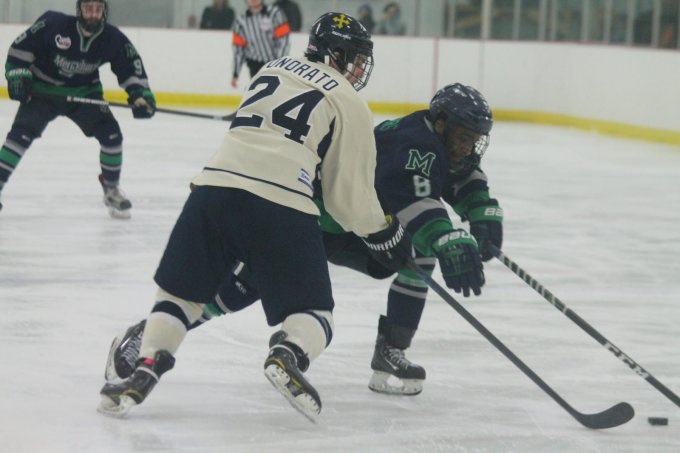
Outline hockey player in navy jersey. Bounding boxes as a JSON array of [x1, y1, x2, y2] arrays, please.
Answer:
[[318, 84, 499, 396], [0, 0, 156, 218], [104, 83, 502, 402], [362, 83, 499, 395]]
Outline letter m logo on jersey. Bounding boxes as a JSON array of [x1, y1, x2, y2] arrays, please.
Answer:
[[405, 149, 436, 177]]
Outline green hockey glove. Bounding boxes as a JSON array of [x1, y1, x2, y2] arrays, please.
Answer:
[[432, 229, 484, 297], [127, 88, 156, 119], [6, 68, 32, 102]]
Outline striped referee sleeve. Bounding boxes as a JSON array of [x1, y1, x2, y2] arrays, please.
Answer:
[[270, 6, 291, 59], [231, 5, 291, 78], [232, 19, 248, 78]]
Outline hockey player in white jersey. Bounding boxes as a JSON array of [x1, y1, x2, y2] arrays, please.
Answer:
[[98, 12, 412, 422]]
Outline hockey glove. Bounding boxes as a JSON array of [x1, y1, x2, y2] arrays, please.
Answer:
[[432, 229, 485, 297], [467, 199, 503, 261], [362, 215, 414, 272], [6, 68, 32, 103], [127, 88, 156, 119]]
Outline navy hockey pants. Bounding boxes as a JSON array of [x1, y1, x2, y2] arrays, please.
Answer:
[[154, 186, 334, 326]]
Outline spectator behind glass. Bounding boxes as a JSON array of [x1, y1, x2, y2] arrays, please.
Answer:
[[659, 0, 679, 49], [357, 4, 375, 33], [376, 2, 406, 36], [187, 14, 198, 29], [274, 0, 302, 31], [201, 0, 235, 30]]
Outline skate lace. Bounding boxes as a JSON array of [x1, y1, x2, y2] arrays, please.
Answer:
[[120, 330, 143, 366], [386, 346, 411, 369], [105, 186, 127, 202]]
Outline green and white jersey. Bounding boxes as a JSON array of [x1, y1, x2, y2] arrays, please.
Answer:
[[192, 56, 387, 237]]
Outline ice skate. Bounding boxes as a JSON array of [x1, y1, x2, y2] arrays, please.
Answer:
[[104, 320, 146, 382], [264, 337, 321, 423], [368, 316, 426, 396], [98, 350, 174, 418], [99, 174, 132, 219]]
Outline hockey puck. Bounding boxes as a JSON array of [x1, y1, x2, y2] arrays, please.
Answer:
[[647, 417, 668, 426]]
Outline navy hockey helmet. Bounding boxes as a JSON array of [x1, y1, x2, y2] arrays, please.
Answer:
[[77, 0, 108, 33], [305, 12, 374, 91], [429, 83, 493, 174]]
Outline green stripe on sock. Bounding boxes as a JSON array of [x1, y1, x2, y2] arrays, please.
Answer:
[[99, 152, 122, 166], [0, 147, 21, 167]]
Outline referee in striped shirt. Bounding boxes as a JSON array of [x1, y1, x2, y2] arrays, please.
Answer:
[[231, 0, 291, 88]]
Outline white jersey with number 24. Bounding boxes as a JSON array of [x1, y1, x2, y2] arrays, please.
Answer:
[[192, 56, 388, 237]]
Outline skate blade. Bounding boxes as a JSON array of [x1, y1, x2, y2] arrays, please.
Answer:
[[107, 207, 131, 220], [368, 371, 423, 396], [97, 394, 137, 418], [264, 364, 319, 424]]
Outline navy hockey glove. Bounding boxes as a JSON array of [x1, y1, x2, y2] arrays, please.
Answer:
[[6, 68, 32, 103], [362, 215, 413, 272], [127, 89, 156, 119], [432, 229, 485, 297], [468, 199, 503, 261]]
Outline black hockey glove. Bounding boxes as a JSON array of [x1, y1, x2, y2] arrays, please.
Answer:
[[432, 229, 485, 297], [128, 88, 156, 119], [467, 199, 503, 261], [6, 68, 32, 103], [362, 215, 413, 272]]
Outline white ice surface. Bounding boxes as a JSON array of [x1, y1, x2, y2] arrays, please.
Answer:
[[0, 100, 678, 452]]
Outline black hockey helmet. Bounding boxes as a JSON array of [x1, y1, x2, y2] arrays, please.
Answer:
[[429, 83, 493, 174], [305, 12, 374, 91], [77, 0, 108, 33]]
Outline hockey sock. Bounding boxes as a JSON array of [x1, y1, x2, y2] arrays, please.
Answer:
[[138, 287, 203, 358], [280, 310, 334, 363], [385, 257, 435, 330], [0, 128, 34, 184], [95, 123, 123, 184]]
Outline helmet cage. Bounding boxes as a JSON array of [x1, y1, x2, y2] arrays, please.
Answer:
[[326, 49, 374, 91], [429, 83, 493, 175], [451, 135, 489, 175]]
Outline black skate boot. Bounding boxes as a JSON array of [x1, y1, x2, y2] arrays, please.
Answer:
[[264, 332, 321, 423], [99, 174, 132, 219], [98, 350, 175, 417], [368, 315, 426, 396], [104, 320, 146, 382]]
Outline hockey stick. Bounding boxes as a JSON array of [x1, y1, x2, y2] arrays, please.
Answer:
[[57, 95, 237, 121], [489, 244, 680, 410], [407, 260, 634, 429]]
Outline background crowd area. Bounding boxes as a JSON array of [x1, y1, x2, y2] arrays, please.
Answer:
[[0, 0, 678, 49]]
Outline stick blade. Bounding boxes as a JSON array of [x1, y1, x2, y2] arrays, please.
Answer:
[[576, 402, 634, 429]]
